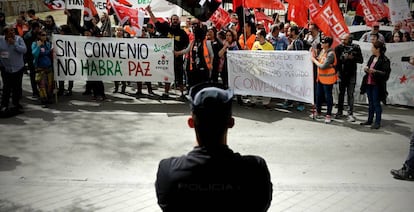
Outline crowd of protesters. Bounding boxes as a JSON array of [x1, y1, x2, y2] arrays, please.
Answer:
[[0, 7, 412, 126]]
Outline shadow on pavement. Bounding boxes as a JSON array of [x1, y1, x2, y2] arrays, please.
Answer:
[[0, 155, 22, 171]]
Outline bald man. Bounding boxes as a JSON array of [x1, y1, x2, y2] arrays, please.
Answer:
[[334, 34, 363, 122]]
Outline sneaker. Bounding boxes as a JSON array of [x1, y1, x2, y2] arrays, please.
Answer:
[[325, 115, 332, 123], [347, 115, 356, 122], [309, 112, 323, 119], [391, 166, 414, 181], [296, 105, 305, 112]]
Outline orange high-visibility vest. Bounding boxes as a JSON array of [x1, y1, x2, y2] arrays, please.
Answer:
[[317, 50, 337, 85], [189, 39, 212, 71]]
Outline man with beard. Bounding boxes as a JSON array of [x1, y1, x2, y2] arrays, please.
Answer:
[[334, 34, 363, 122], [146, 5, 189, 100]]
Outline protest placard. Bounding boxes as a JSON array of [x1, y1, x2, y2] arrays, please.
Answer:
[[52, 35, 175, 82], [227, 51, 314, 104]]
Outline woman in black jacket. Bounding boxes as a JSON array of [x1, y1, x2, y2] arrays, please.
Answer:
[[360, 41, 391, 129]]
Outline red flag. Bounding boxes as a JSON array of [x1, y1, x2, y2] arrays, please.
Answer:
[[255, 10, 273, 32], [84, 0, 99, 22], [360, 0, 389, 26], [242, 0, 285, 10], [311, 0, 349, 47], [308, 0, 321, 18], [209, 7, 231, 30], [360, 0, 383, 26], [111, 0, 138, 26], [288, 0, 309, 28], [118, 0, 133, 7], [233, 0, 243, 11]]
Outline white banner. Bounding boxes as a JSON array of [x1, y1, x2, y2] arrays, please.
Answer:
[[354, 41, 414, 107], [227, 51, 314, 104], [63, 0, 108, 13], [52, 35, 175, 82], [387, 0, 412, 24], [65, 0, 84, 10], [146, 0, 183, 17], [94, 0, 108, 13], [63, 0, 182, 18]]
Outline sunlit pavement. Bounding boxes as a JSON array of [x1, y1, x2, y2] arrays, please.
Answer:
[[0, 74, 413, 211]]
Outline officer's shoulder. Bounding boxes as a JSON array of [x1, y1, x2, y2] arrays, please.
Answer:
[[239, 154, 268, 165]]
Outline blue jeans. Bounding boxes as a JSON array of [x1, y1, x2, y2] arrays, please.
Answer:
[[365, 84, 382, 125], [405, 132, 414, 171], [316, 83, 333, 115]]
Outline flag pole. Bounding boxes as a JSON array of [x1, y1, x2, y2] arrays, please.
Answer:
[[243, 0, 247, 50]]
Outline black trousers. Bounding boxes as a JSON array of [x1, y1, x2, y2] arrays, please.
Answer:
[[26, 58, 39, 96], [337, 80, 356, 115], [1, 68, 24, 108]]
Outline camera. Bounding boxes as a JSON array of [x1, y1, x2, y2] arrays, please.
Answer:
[[340, 46, 354, 60], [401, 56, 410, 62]]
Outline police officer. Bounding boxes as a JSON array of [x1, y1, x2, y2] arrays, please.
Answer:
[[155, 83, 273, 212]]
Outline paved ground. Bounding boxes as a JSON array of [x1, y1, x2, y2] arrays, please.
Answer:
[[0, 74, 414, 212]]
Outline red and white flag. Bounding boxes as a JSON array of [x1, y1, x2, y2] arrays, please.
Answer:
[[311, 0, 349, 47], [308, 0, 321, 18], [109, 0, 145, 36], [209, 7, 231, 30], [84, 0, 99, 22], [360, 0, 390, 26]]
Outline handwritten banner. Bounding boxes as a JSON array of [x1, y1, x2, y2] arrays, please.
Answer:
[[52, 35, 174, 82], [354, 41, 414, 107], [227, 51, 314, 104]]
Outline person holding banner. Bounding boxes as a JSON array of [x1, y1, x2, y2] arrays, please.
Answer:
[[311, 37, 337, 124], [146, 5, 189, 100], [32, 30, 54, 107], [359, 41, 391, 130], [155, 82, 272, 212], [284, 25, 305, 112], [249, 29, 274, 108], [57, 25, 74, 97]]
